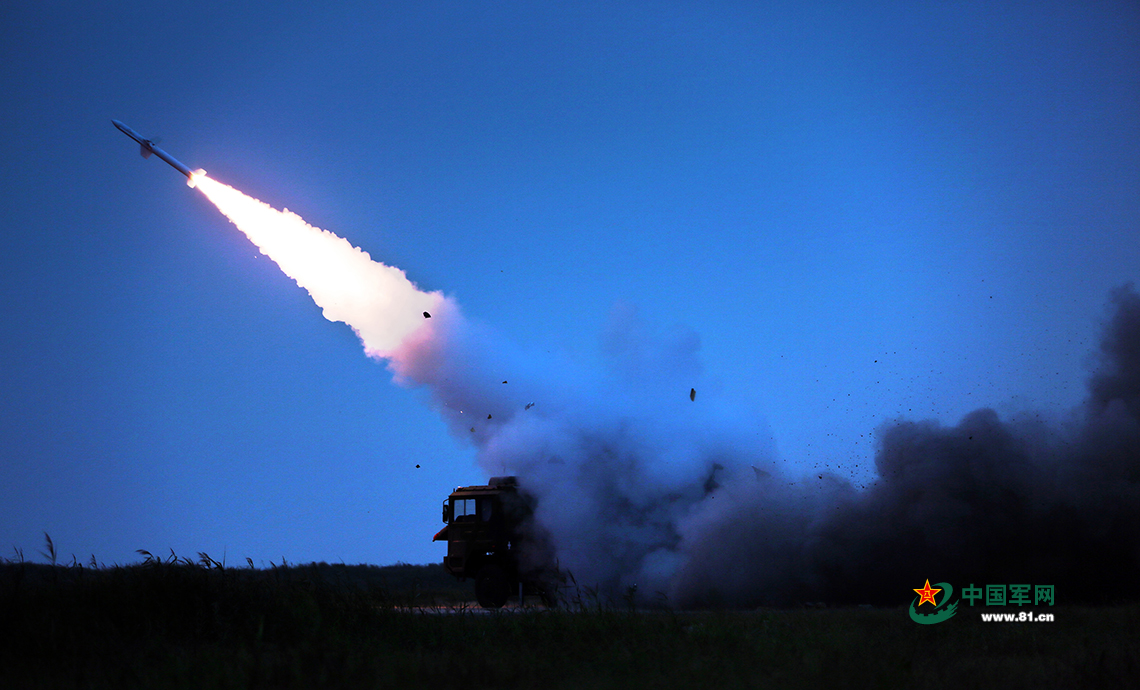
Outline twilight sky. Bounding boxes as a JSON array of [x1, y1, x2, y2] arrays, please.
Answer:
[[1, 1, 1137, 569]]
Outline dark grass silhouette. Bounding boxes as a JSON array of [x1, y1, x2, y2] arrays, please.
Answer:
[[1, 550, 1138, 689]]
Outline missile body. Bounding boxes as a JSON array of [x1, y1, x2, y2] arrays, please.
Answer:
[[112, 120, 205, 187]]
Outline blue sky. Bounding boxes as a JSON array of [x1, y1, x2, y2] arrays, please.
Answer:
[[1, 1, 1137, 569]]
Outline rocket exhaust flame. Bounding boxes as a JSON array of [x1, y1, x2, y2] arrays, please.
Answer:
[[187, 170, 207, 189], [188, 171, 1140, 607], [193, 175, 446, 357]]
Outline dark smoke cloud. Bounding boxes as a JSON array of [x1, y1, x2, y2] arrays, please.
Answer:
[[673, 285, 1140, 606], [398, 286, 1140, 606]]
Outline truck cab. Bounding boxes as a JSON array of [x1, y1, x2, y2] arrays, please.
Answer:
[[433, 476, 555, 608]]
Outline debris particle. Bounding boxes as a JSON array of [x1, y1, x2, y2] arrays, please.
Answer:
[[502, 380, 508, 384], [415, 464, 420, 468], [487, 414, 492, 419], [690, 388, 696, 401], [525, 402, 535, 410], [423, 311, 431, 318], [470, 427, 475, 432]]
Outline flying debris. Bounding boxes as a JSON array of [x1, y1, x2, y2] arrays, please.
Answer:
[[525, 402, 535, 410], [424, 312, 431, 318], [690, 388, 696, 401], [111, 120, 205, 187]]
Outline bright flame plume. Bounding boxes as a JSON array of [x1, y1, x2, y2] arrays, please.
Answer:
[[193, 175, 444, 357]]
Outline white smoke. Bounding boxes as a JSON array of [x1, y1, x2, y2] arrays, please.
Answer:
[[387, 294, 784, 596]]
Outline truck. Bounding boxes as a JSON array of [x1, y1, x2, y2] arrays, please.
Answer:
[[432, 476, 558, 608]]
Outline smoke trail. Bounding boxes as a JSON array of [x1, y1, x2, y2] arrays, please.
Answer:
[[194, 175, 1139, 606], [193, 175, 772, 598]]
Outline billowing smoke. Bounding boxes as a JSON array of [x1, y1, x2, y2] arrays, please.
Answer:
[[196, 177, 1139, 606], [392, 300, 778, 597], [671, 285, 1140, 606]]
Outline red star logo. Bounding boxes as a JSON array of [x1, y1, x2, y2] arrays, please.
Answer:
[[914, 579, 942, 607]]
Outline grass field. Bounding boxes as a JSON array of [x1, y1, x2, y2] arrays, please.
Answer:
[[2, 554, 1137, 689]]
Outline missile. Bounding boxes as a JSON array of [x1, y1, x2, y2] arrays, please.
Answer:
[[111, 120, 205, 187]]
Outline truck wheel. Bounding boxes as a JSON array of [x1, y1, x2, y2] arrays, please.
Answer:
[[475, 565, 509, 609]]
